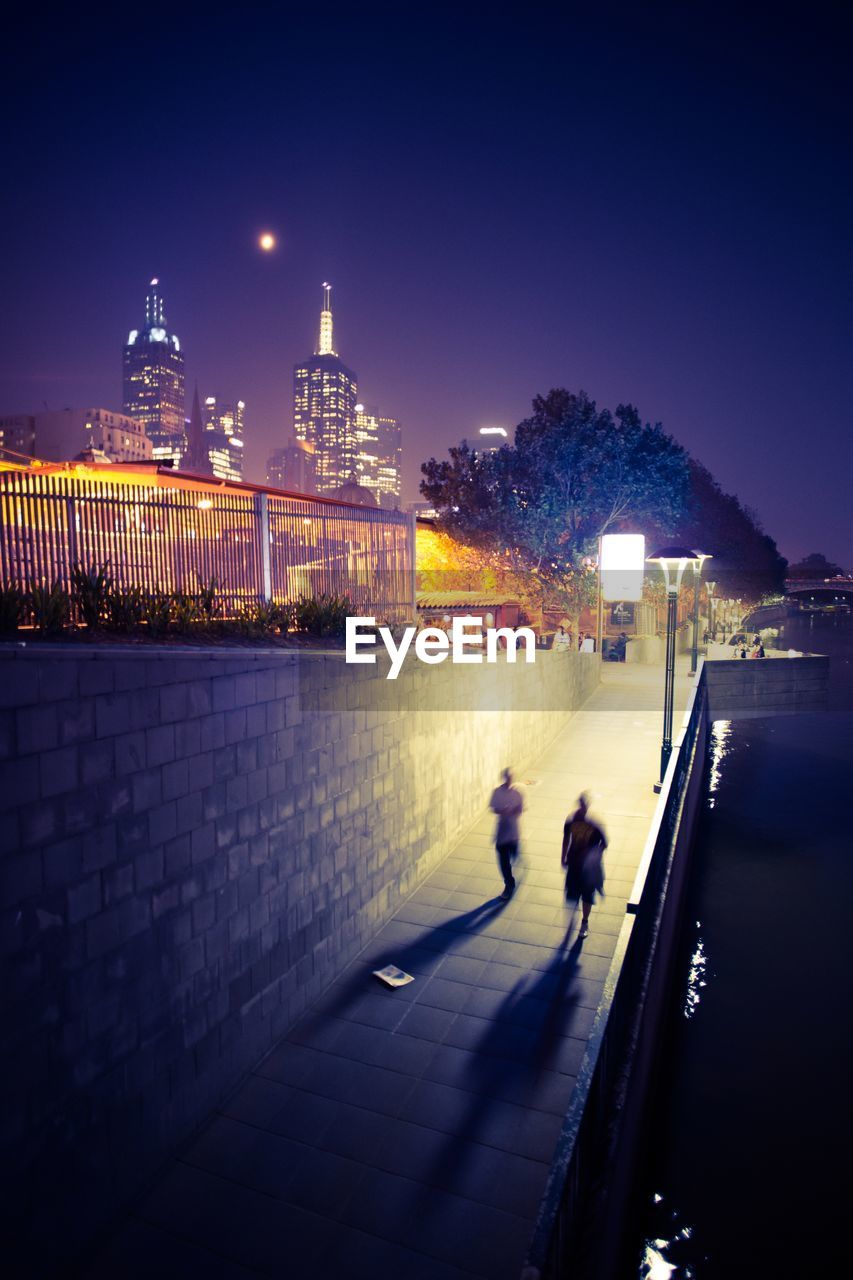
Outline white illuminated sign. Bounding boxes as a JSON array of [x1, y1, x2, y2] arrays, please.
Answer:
[[600, 533, 645, 602]]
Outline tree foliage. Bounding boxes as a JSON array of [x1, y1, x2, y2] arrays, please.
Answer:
[[421, 387, 788, 607], [420, 390, 690, 578], [786, 551, 844, 579], [673, 460, 787, 601]]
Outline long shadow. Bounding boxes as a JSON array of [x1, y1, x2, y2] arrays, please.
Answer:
[[294, 895, 514, 1030], [415, 932, 587, 1222]]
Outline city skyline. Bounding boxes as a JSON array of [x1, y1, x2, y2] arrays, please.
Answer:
[[2, 8, 852, 563]]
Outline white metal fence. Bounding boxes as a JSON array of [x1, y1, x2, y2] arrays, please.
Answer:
[[0, 468, 415, 621]]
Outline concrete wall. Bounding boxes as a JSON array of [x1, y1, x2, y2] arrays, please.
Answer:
[[0, 643, 598, 1265], [704, 655, 829, 720]]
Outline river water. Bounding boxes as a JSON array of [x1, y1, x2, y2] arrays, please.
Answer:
[[632, 613, 853, 1279]]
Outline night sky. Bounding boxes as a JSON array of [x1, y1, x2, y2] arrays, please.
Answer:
[[3, 5, 851, 565]]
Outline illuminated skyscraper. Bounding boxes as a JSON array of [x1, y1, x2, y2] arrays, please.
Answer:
[[293, 284, 359, 495], [203, 395, 245, 483], [122, 279, 186, 466], [353, 404, 402, 508]]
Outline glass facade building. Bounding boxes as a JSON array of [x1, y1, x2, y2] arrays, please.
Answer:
[[353, 406, 402, 508], [122, 279, 186, 467], [203, 396, 245, 483]]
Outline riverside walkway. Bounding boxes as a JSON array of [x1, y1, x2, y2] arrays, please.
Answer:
[[86, 660, 690, 1280]]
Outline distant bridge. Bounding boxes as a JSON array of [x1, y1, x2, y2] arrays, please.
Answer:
[[785, 578, 853, 604]]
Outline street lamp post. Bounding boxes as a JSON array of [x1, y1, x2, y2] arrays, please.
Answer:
[[647, 546, 702, 791], [689, 551, 712, 676], [706, 579, 717, 644]]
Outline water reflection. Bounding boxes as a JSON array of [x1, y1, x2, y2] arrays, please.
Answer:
[[640, 1194, 698, 1279], [706, 719, 731, 808], [683, 932, 707, 1019]]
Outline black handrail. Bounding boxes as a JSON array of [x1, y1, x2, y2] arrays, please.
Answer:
[[523, 663, 709, 1279]]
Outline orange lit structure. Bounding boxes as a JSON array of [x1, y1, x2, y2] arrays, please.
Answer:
[[0, 460, 414, 621]]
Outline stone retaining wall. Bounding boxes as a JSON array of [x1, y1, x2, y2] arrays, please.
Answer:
[[0, 643, 598, 1264]]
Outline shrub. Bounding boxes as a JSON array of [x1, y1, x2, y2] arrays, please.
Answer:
[[293, 592, 351, 638], [71, 561, 113, 629], [105, 586, 146, 633], [0, 583, 25, 636], [235, 599, 293, 636], [29, 580, 70, 636], [142, 590, 172, 637], [171, 592, 202, 634], [196, 577, 222, 622]]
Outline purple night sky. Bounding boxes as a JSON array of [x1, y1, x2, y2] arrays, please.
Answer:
[[2, 6, 851, 564]]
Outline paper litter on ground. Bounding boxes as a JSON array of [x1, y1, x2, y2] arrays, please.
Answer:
[[372, 964, 415, 988]]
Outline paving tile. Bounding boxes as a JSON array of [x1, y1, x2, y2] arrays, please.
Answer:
[[318, 1223, 481, 1280], [220, 1074, 292, 1127], [340, 1166, 531, 1278], [136, 1162, 326, 1273], [434, 954, 487, 986], [265, 1086, 343, 1147], [329, 1021, 438, 1075], [395, 1001, 458, 1044], [295, 1054, 419, 1117], [414, 975, 474, 1014], [83, 1218, 258, 1279], [182, 1114, 303, 1199]]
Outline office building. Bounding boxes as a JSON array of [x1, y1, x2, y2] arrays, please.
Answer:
[[0, 408, 152, 464], [0, 415, 36, 461], [353, 404, 402, 508], [293, 283, 359, 495], [266, 438, 315, 493], [122, 278, 186, 466], [202, 395, 245, 483]]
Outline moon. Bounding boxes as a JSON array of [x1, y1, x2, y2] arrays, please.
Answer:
[[259, 232, 276, 252]]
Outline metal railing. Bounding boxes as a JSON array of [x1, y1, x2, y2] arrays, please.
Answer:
[[0, 467, 414, 621], [523, 662, 710, 1280]]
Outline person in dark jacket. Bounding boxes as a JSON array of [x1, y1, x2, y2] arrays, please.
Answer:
[[561, 792, 607, 940]]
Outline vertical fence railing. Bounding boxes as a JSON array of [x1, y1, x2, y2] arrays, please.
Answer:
[[0, 469, 415, 622], [524, 665, 710, 1280]]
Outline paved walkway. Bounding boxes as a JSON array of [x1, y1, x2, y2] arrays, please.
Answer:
[[86, 661, 690, 1280]]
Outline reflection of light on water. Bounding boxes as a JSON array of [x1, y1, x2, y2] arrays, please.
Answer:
[[707, 719, 732, 808], [641, 1241, 676, 1279], [684, 934, 707, 1018], [640, 1196, 697, 1278]]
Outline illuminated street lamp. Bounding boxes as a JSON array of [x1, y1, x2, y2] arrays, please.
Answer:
[[647, 545, 702, 790], [689, 551, 712, 676]]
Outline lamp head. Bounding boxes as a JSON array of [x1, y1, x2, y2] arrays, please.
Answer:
[[647, 545, 702, 593]]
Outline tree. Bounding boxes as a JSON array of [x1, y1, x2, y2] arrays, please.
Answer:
[[673, 460, 787, 601], [786, 552, 844, 580], [420, 390, 691, 577]]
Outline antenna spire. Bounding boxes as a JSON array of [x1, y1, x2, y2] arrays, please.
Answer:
[[317, 282, 335, 355]]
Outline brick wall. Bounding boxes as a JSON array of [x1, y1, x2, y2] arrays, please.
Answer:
[[0, 643, 599, 1265]]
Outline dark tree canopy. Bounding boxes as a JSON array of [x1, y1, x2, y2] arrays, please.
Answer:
[[787, 552, 844, 579], [420, 389, 690, 579], [672, 460, 787, 600]]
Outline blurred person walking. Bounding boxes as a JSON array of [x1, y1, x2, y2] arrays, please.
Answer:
[[561, 792, 607, 940], [490, 767, 524, 900]]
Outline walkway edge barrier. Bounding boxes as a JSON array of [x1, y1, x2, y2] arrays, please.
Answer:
[[522, 659, 710, 1280]]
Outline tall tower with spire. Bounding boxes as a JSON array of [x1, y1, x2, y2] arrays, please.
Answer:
[[184, 384, 209, 475], [292, 283, 358, 495], [122, 278, 186, 466]]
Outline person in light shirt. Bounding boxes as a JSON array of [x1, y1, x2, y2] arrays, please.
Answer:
[[552, 625, 572, 652], [489, 767, 524, 900]]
